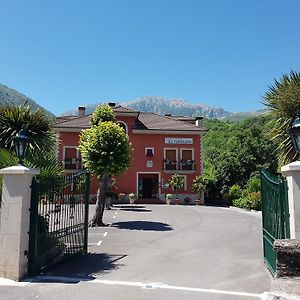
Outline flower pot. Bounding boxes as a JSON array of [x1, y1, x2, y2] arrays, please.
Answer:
[[195, 199, 201, 206], [175, 198, 180, 205]]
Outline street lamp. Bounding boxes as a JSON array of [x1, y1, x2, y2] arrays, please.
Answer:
[[290, 116, 300, 160], [14, 128, 29, 165]]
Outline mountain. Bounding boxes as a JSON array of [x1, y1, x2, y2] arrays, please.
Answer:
[[125, 96, 231, 118], [61, 96, 264, 121], [0, 83, 54, 117], [61, 96, 232, 118]]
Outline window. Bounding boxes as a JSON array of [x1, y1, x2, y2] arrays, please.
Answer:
[[63, 147, 82, 170], [164, 149, 178, 170], [180, 149, 195, 170], [117, 121, 128, 134], [145, 147, 154, 157]]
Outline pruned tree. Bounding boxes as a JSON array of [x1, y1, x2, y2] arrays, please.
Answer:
[[79, 104, 131, 226]]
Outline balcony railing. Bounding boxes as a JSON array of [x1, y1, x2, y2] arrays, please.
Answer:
[[62, 158, 82, 170], [163, 159, 195, 171]]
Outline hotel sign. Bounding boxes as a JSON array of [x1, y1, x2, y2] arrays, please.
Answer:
[[165, 138, 193, 144]]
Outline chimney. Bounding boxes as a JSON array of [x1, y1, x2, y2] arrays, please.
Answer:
[[108, 102, 116, 107], [78, 106, 86, 117], [195, 116, 203, 127]]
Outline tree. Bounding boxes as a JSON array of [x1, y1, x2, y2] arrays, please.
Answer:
[[263, 70, 300, 166], [0, 102, 55, 153], [79, 104, 131, 226], [168, 174, 184, 199], [0, 102, 63, 205], [192, 175, 206, 199], [202, 117, 278, 202]]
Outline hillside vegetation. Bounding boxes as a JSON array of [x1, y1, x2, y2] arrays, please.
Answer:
[[202, 115, 278, 208], [0, 83, 54, 117]]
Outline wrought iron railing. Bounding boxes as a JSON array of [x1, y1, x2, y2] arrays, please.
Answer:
[[261, 169, 290, 276], [62, 158, 82, 170], [28, 171, 90, 276], [163, 159, 195, 171]]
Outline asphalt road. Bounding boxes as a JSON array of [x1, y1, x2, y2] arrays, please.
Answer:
[[0, 204, 272, 300]]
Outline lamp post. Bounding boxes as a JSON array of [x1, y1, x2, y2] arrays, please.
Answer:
[[14, 128, 29, 165]]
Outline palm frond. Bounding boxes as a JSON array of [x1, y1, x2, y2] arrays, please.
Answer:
[[263, 70, 300, 165], [0, 102, 55, 152]]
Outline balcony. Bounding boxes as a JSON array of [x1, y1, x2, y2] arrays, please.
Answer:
[[62, 158, 82, 170], [163, 159, 195, 172]]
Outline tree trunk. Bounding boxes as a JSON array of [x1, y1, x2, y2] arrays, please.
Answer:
[[90, 171, 111, 227]]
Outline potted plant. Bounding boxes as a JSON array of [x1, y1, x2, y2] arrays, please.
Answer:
[[165, 194, 172, 205], [168, 174, 184, 205], [128, 193, 137, 205], [192, 175, 206, 206]]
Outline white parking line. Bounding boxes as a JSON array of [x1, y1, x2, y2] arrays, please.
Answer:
[[103, 232, 108, 237], [0, 276, 272, 299], [89, 279, 263, 298], [97, 240, 102, 246]]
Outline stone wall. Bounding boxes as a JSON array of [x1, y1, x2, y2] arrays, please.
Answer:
[[274, 239, 300, 277]]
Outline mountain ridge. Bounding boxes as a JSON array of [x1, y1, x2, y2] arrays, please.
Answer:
[[0, 83, 265, 121], [0, 83, 54, 117], [61, 96, 265, 121]]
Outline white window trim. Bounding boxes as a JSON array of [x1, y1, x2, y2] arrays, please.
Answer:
[[180, 148, 195, 161], [117, 121, 128, 134], [145, 147, 155, 156], [164, 148, 178, 161], [63, 146, 80, 170], [180, 148, 195, 171]]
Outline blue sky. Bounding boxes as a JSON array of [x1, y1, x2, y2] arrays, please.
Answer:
[[1, 0, 300, 115]]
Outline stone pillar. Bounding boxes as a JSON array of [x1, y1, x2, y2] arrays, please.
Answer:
[[0, 165, 39, 281], [281, 161, 300, 239]]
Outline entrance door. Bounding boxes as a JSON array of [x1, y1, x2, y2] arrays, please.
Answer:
[[143, 178, 154, 198], [138, 174, 159, 199]]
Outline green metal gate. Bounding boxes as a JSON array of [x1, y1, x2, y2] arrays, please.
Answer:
[[28, 171, 90, 276], [260, 169, 290, 276]]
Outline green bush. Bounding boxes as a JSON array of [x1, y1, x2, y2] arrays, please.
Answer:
[[246, 176, 260, 193], [229, 184, 243, 200], [233, 196, 251, 210], [248, 191, 261, 211], [232, 191, 261, 211]]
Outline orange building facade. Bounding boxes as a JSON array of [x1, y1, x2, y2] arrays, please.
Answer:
[[54, 104, 206, 204]]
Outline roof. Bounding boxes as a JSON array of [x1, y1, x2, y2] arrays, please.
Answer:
[[53, 115, 91, 129], [113, 106, 138, 113], [53, 106, 205, 132], [136, 112, 204, 132]]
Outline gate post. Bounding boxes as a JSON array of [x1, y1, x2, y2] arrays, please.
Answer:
[[0, 165, 39, 281], [281, 161, 300, 239]]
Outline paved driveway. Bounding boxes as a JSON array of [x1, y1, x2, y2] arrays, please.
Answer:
[[0, 205, 272, 300]]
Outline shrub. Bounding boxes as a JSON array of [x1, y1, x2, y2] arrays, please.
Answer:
[[165, 194, 172, 200], [129, 193, 136, 200], [247, 176, 260, 193], [248, 191, 261, 211], [229, 184, 243, 200]]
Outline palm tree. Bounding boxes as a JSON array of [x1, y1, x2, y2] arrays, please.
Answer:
[[0, 102, 55, 152], [0, 148, 64, 205], [263, 70, 300, 166]]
